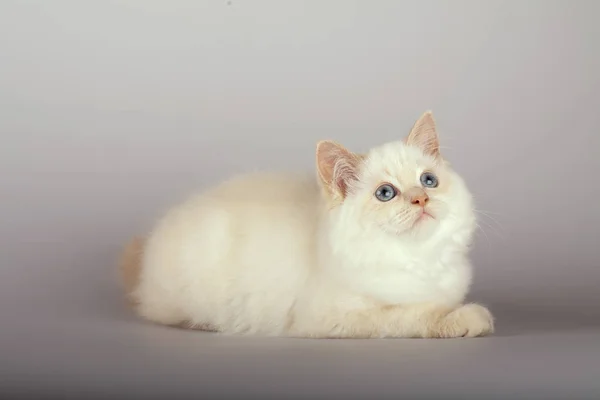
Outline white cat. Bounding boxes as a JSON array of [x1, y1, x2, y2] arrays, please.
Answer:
[[119, 111, 494, 338]]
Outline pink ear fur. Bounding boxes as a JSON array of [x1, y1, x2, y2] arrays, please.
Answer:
[[406, 111, 441, 158], [316, 140, 362, 199]]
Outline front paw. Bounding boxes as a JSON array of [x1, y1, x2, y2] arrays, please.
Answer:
[[433, 303, 494, 338]]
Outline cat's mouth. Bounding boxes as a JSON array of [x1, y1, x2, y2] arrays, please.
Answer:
[[382, 209, 438, 235], [412, 209, 435, 226], [419, 210, 434, 220]]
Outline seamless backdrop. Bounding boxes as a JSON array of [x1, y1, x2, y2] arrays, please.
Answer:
[[1, 1, 599, 399]]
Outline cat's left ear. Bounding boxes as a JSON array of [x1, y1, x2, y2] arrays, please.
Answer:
[[405, 111, 441, 158], [316, 140, 362, 199]]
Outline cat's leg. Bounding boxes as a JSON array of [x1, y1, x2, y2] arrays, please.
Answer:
[[289, 303, 494, 339], [423, 303, 494, 338]]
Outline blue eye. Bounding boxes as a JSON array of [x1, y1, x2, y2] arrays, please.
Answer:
[[420, 172, 439, 188], [375, 184, 397, 202]]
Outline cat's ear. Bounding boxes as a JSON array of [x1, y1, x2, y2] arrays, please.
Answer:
[[405, 111, 441, 158], [316, 140, 362, 199]]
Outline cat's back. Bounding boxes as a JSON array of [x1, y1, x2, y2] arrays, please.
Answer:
[[148, 172, 320, 272], [136, 171, 322, 332], [201, 171, 322, 261], [204, 171, 321, 212]]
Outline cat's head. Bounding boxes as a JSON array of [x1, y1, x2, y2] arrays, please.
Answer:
[[316, 111, 475, 241]]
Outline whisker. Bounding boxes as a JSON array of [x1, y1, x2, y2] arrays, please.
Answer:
[[474, 209, 505, 239], [474, 222, 492, 250], [477, 218, 505, 240], [428, 199, 504, 241], [474, 208, 503, 216]]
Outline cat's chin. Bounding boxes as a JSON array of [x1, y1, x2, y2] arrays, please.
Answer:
[[380, 216, 438, 238], [414, 211, 435, 224], [410, 216, 439, 236]]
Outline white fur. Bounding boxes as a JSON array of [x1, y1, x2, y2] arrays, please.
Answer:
[[130, 118, 494, 338]]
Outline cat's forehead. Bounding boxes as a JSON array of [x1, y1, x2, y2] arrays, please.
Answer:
[[364, 141, 434, 177]]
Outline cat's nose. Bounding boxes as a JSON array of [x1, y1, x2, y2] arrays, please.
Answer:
[[410, 193, 429, 207]]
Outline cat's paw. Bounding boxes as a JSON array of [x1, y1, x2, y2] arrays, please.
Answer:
[[433, 303, 494, 338]]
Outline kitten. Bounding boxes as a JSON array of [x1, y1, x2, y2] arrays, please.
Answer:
[[119, 111, 494, 338]]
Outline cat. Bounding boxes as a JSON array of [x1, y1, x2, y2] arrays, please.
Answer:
[[119, 111, 494, 338]]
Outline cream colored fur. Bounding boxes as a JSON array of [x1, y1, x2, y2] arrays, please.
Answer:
[[122, 111, 494, 338]]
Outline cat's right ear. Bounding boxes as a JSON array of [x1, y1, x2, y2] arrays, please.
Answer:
[[316, 140, 362, 200]]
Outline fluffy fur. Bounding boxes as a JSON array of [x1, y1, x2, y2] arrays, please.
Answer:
[[120, 111, 494, 338]]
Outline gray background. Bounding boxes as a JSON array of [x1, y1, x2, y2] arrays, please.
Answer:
[[1, 1, 599, 399]]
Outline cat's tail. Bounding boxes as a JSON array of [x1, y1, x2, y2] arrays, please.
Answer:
[[118, 236, 145, 305]]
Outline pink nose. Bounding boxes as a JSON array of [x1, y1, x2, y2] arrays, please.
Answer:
[[411, 194, 429, 207]]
